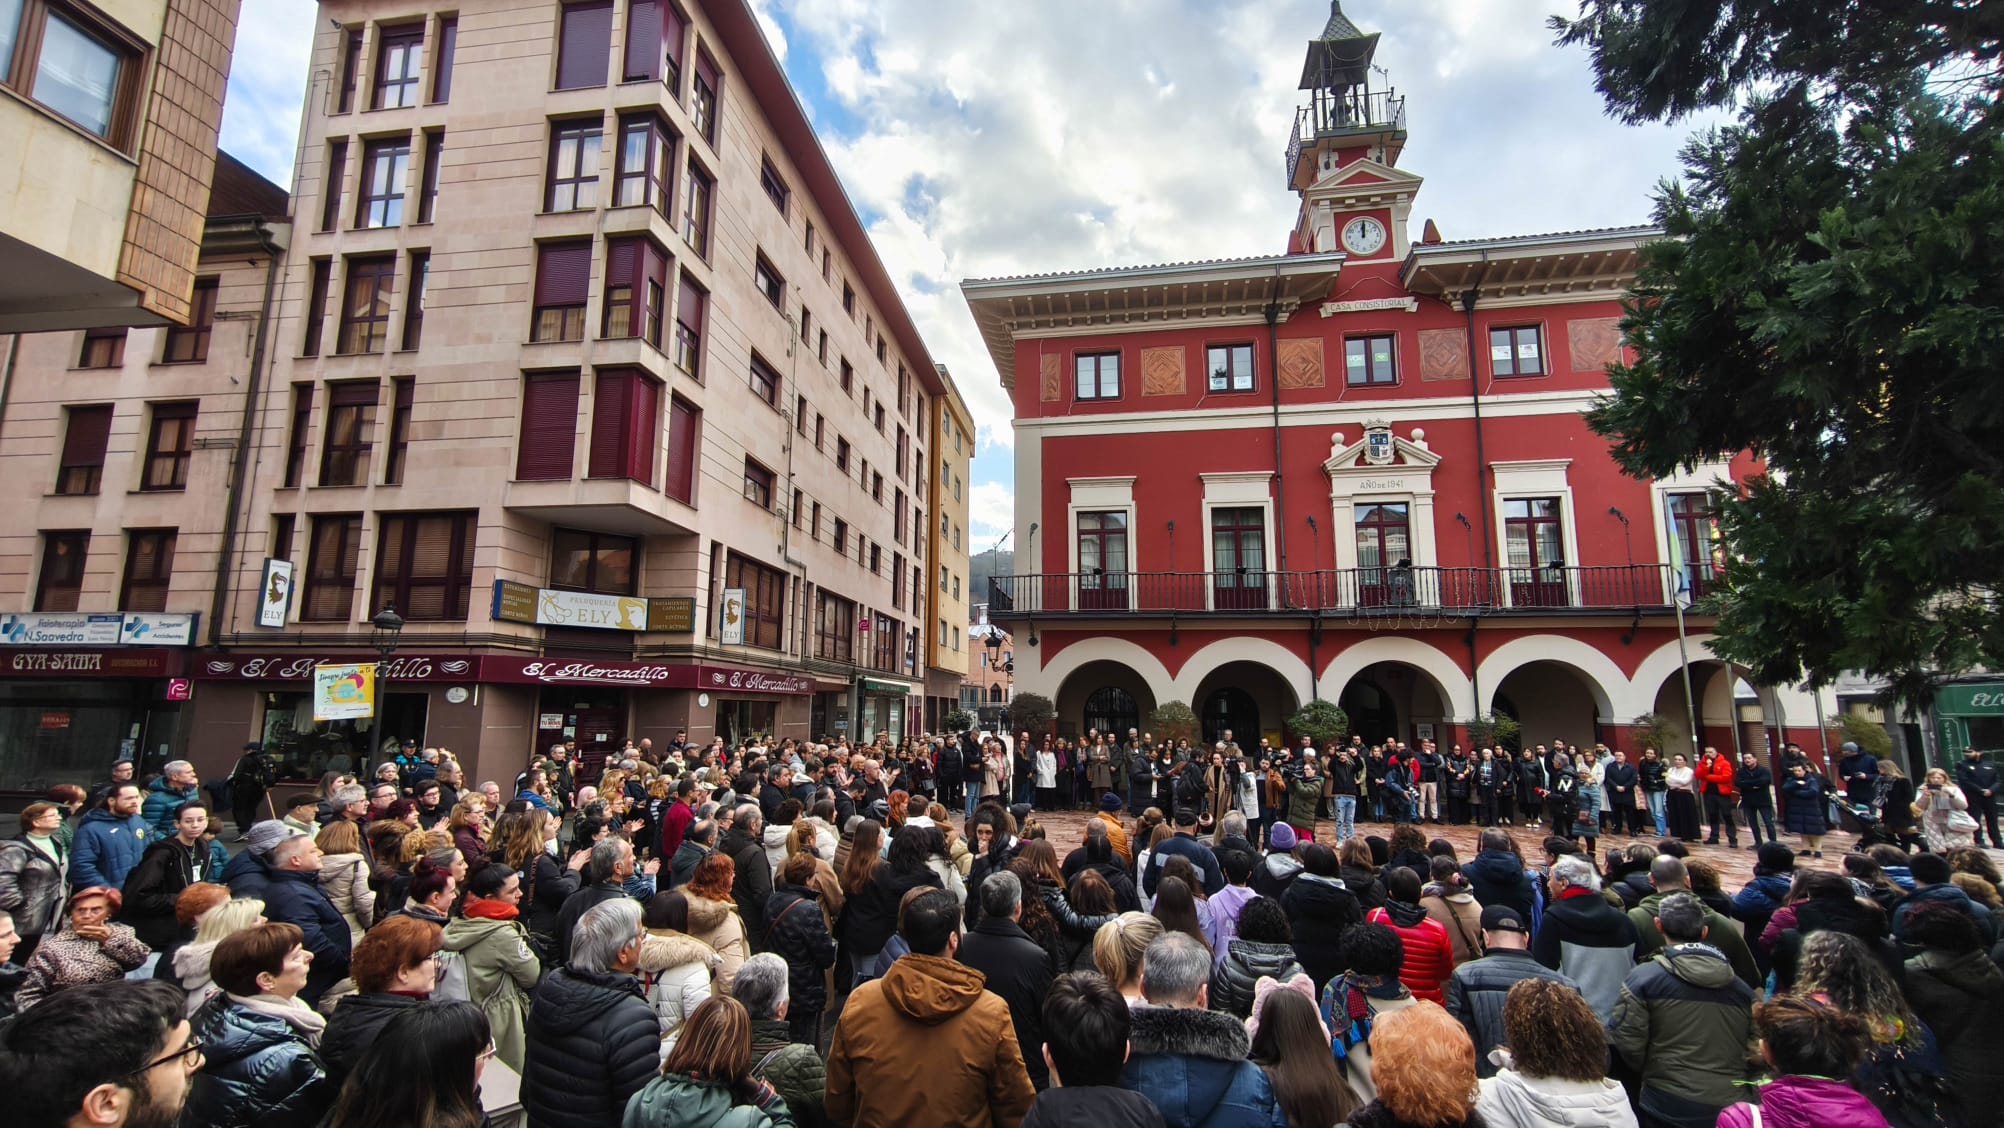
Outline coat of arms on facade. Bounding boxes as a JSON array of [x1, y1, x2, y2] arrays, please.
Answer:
[[1363, 420, 1394, 465]]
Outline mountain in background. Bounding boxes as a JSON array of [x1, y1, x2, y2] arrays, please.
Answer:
[[968, 548, 1013, 613]]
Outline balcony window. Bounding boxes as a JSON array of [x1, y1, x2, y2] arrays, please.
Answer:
[[588, 367, 660, 484], [373, 511, 477, 621], [551, 528, 636, 594], [119, 529, 176, 612], [161, 279, 217, 363], [1670, 492, 1725, 598], [531, 241, 591, 342], [1489, 325, 1545, 376], [547, 119, 602, 212], [33, 531, 89, 612], [614, 112, 673, 211], [1075, 351, 1120, 400], [357, 137, 411, 228], [373, 24, 423, 109], [338, 256, 396, 353], [1211, 506, 1267, 610], [1354, 502, 1412, 606], [1345, 334, 1397, 385], [141, 401, 196, 491], [1503, 497, 1566, 606]]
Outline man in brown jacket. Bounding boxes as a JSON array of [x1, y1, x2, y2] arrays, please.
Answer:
[[825, 888, 1035, 1127]]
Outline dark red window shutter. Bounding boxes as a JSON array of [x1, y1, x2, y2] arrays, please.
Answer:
[[666, 394, 698, 502], [623, 0, 661, 81], [695, 48, 720, 95], [557, 1, 614, 90], [62, 405, 114, 468], [664, 2, 687, 73], [605, 236, 639, 289], [677, 274, 705, 327], [589, 369, 632, 479], [627, 371, 660, 485], [517, 372, 581, 480], [536, 241, 593, 306]]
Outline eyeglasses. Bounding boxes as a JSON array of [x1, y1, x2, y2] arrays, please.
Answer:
[[129, 1035, 205, 1080], [477, 1041, 498, 1062]]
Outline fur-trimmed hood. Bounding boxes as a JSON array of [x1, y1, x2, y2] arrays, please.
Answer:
[[682, 891, 735, 931], [639, 927, 721, 973], [1127, 1002, 1253, 1062]]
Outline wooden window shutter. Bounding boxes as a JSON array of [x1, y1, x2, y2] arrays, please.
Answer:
[[517, 372, 581, 480], [589, 369, 633, 479], [536, 242, 593, 306], [627, 372, 660, 485], [329, 380, 381, 408], [605, 236, 639, 289]]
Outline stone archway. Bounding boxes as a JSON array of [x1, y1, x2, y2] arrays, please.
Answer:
[[1054, 660, 1158, 742], [1492, 660, 1606, 750], [1337, 661, 1453, 746], [1192, 660, 1301, 749]]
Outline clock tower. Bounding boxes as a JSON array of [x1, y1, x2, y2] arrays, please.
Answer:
[[1286, 3, 1422, 262]]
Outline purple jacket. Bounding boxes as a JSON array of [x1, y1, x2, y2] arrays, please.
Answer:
[[1717, 1076, 1889, 1128]]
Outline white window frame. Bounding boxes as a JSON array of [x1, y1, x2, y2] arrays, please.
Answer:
[[1200, 472, 1276, 612], [1323, 428, 1442, 607], [1490, 459, 1577, 609]]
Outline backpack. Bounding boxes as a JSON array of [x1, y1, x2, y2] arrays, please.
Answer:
[[431, 948, 471, 1003]]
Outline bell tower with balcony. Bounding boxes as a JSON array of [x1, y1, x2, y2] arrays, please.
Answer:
[[1286, 3, 1421, 262]]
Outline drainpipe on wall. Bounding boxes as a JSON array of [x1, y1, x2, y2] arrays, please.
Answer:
[[207, 220, 282, 649], [1460, 255, 1495, 726]]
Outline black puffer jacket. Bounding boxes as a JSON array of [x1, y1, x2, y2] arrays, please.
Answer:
[[838, 866, 942, 961], [719, 827, 773, 942], [318, 991, 421, 1084], [120, 835, 202, 951], [1283, 873, 1362, 993], [1210, 939, 1305, 1018], [522, 967, 660, 1128], [762, 882, 837, 1012], [181, 996, 333, 1128]]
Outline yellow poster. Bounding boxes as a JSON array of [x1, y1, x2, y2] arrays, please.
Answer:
[[313, 663, 377, 721]]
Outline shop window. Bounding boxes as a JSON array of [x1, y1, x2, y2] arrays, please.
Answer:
[[302, 514, 362, 621], [550, 528, 637, 594], [55, 404, 112, 495], [161, 279, 217, 363], [119, 529, 176, 612], [724, 550, 784, 649], [373, 511, 477, 621], [33, 530, 89, 612], [516, 371, 581, 480]]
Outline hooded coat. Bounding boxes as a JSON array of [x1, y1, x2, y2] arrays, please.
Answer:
[[825, 951, 1036, 1128], [637, 928, 721, 1057], [1367, 900, 1454, 1003], [1532, 888, 1639, 1022], [1460, 850, 1535, 920], [622, 1071, 796, 1128], [1610, 944, 1757, 1123], [522, 967, 661, 1128], [1903, 948, 2004, 1128], [1283, 872, 1363, 993], [683, 890, 750, 993], [440, 909, 540, 1072], [181, 994, 333, 1128], [1250, 851, 1302, 901], [760, 883, 835, 1013], [1209, 939, 1305, 1019], [1121, 1003, 1286, 1128], [1421, 882, 1485, 966], [1476, 1067, 1638, 1128], [1715, 1076, 1892, 1128]]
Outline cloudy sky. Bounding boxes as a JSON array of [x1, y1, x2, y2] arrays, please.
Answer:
[[219, 0, 1711, 552]]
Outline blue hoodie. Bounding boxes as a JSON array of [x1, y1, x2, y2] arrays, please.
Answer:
[[70, 806, 150, 889]]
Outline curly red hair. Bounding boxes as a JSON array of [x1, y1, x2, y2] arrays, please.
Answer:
[[1368, 1002, 1477, 1125]]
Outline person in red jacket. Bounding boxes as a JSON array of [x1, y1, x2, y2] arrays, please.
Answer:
[[1696, 747, 1740, 847], [657, 777, 695, 869], [1366, 865, 1455, 1003]]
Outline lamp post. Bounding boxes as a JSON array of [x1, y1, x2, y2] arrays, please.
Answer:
[[370, 605, 404, 757], [983, 630, 1005, 728]]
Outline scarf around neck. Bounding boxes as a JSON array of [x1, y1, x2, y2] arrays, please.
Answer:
[[463, 897, 520, 921], [226, 990, 328, 1046]]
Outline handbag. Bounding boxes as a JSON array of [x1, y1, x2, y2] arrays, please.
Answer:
[[1947, 809, 1979, 834]]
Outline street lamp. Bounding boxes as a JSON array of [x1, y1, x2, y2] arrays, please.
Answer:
[[370, 606, 404, 758]]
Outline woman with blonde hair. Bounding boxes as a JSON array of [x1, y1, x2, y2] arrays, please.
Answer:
[[1873, 759, 1922, 851], [1918, 767, 1974, 852], [314, 819, 374, 945], [1092, 912, 1165, 1006], [1345, 1002, 1485, 1128], [175, 895, 266, 1014], [445, 797, 489, 862], [624, 996, 795, 1127], [488, 808, 587, 963]]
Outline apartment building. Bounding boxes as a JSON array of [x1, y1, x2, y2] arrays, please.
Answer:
[[0, 0, 245, 332], [0, 154, 288, 792], [923, 375, 974, 729], [135, 0, 955, 790]]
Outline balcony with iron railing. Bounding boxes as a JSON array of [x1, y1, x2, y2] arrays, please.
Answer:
[[1286, 88, 1407, 186], [988, 564, 1707, 618]]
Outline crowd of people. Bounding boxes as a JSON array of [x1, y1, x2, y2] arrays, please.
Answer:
[[0, 727, 1998, 1128]]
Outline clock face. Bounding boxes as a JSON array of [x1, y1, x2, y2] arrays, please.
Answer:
[[1342, 216, 1388, 256]]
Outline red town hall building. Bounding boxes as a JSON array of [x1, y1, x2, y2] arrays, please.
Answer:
[[964, 4, 1843, 760]]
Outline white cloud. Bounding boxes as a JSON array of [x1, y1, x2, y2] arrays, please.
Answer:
[[967, 481, 1015, 542], [776, 0, 1713, 466], [749, 0, 788, 63], [218, 6, 314, 187]]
